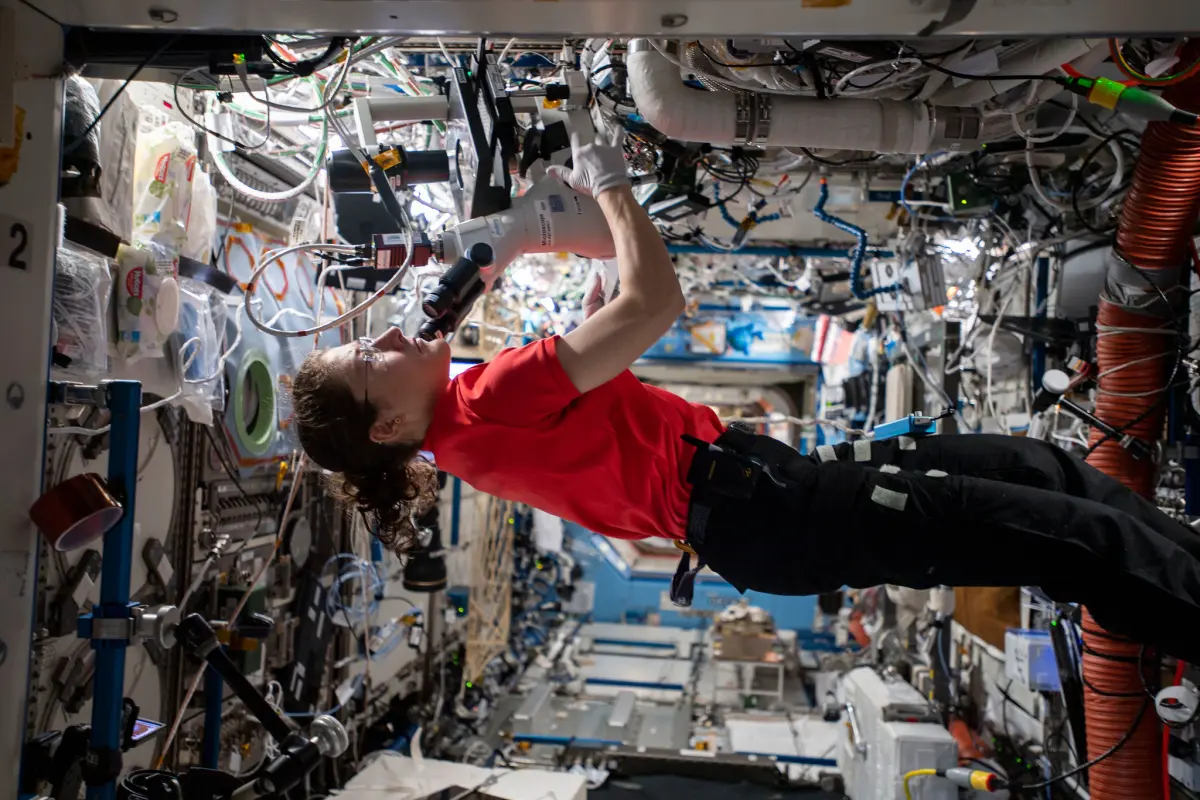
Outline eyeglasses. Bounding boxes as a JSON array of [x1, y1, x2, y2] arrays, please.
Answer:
[[357, 337, 381, 363], [357, 337, 380, 405]]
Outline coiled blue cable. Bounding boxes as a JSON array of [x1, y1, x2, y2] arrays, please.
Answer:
[[712, 184, 783, 249], [812, 179, 901, 299], [713, 182, 740, 229]]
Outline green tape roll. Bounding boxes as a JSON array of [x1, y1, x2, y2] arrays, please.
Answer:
[[232, 349, 277, 457]]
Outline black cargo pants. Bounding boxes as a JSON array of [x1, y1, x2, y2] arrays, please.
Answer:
[[675, 430, 1200, 663]]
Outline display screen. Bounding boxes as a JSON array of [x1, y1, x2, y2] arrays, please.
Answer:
[[131, 718, 165, 742], [450, 358, 482, 379]]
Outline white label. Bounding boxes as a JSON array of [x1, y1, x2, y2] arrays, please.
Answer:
[[229, 750, 242, 773], [157, 555, 174, 587], [535, 200, 554, 247], [0, 214, 30, 272], [335, 676, 357, 706]]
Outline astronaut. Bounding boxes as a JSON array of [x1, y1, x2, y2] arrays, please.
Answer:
[[289, 123, 1200, 664]]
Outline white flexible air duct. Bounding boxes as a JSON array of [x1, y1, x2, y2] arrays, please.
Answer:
[[933, 39, 1105, 107], [626, 40, 981, 155]]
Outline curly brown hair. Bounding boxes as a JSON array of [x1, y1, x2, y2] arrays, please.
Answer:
[[292, 350, 438, 553]]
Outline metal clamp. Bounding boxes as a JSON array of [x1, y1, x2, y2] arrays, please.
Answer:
[[753, 95, 772, 144], [79, 604, 178, 646], [133, 604, 180, 649], [733, 95, 773, 146], [733, 94, 754, 144], [46, 380, 110, 409]]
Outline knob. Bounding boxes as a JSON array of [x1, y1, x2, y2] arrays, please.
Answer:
[[1042, 369, 1071, 396], [467, 243, 494, 268], [309, 715, 350, 757]]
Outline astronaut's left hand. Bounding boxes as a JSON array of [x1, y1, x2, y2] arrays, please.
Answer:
[[584, 268, 606, 319]]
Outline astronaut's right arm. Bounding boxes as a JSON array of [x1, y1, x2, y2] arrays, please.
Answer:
[[557, 183, 684, 394]]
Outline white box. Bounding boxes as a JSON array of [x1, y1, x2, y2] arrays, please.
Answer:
[[837, 668, 958, 800]]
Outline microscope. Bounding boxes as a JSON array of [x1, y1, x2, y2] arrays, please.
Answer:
[[324, 39, 617, 340]]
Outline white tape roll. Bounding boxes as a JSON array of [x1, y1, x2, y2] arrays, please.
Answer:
[[156, 276, 181, 336]]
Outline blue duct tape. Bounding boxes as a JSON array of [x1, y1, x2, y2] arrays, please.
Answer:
[[584, 677, 686, 691], [735, 751, 838, 767], [450, 477, 462, 546], [591, 638, 677, 650], [513, 733, 626, 747], [666, 244, 894, 259]]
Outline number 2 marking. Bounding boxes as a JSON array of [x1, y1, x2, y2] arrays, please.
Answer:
[[7, 222, 27, 271]]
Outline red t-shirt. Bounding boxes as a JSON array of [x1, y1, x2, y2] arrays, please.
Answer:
[[424, 336, 724, 541]]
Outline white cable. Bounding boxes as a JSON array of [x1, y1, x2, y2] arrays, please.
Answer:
[[832, 58, 924, 97], [237, 42, 355, 114], [1012, 91, 1077, 143], [436, 37, 457, 68], [183, 299, 243, 385], [206, 41, 366, 203], [984, 293, 1015, 428], [265, 306, 318, 328], [649, 40, 817, 97], [1096, 351, 1172, 378], [178, 554, 217, 610], [207, 94, 328, 202], [499, 38, 518, 64], [1097, 325, 1177, 336], [1025, 132, 1123, 213], [46, 336, 203, 437], [245, 239, 417, 338]]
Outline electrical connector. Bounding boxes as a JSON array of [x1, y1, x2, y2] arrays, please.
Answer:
[[1060, 76, 1200, 126], [942, 767, 1006, 792], [904, 768, 1006, 800]]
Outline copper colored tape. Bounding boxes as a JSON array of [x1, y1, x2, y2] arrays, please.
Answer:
[[29, 473, 125, 552]]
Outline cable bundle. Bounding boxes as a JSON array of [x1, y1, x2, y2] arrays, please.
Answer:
[[324, 553, 386, 628]]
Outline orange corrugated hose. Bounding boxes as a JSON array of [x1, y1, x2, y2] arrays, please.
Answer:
[[1083, 40, 1200, 800]]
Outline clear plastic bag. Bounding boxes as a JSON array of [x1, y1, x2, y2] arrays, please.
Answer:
[[114, 240, 181, 361], [170, 276, 228, 413], [51, 241, 113, 378], [184, 167, 217, 264], [131, 116, 198, 253]]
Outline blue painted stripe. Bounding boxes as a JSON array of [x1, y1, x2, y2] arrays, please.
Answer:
[[628, 571, 728, 585], [585, 677, 686, 691], [638, 355, 819, 366], [591, 638, 677, 650], [667, 243, 894, 259], [736, 751, 839, 767], [513, 733, 625, 747], [450, 477, 462, 546], [695, 303, 800, 312]]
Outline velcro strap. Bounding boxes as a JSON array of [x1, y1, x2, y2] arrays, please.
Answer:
[[670, 551, 707, 607]]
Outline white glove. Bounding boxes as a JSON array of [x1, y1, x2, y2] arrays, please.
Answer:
[[546, 125, 630, 198]]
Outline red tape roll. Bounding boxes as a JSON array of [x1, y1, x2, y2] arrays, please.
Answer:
[[29, 473, 125, 551]]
